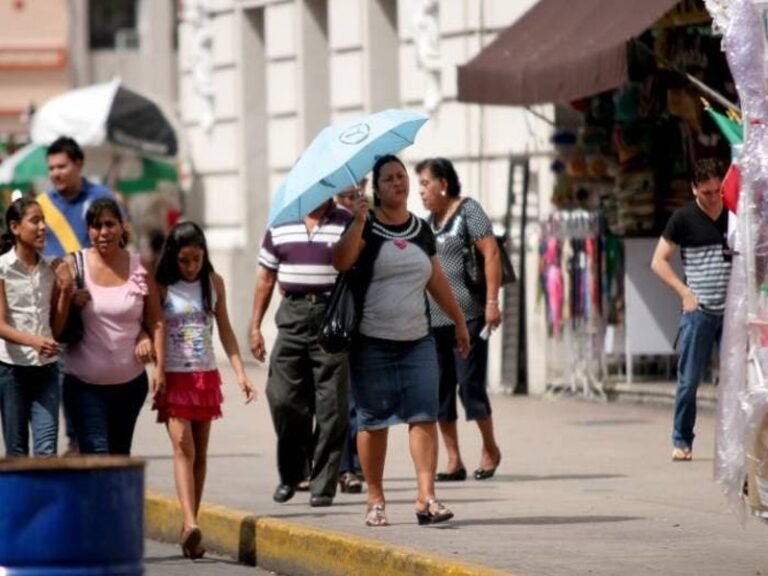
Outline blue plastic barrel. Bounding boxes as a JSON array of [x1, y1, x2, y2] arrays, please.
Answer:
[[0, 456, 145, 575]]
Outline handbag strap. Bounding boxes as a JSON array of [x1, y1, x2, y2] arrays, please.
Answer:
[[72, 250, 85, 290], [460, 198, 474, 249]]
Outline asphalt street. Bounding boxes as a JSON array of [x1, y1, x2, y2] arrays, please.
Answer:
[[144, 539, 276, 575]]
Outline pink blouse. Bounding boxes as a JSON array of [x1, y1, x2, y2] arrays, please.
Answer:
[[63, 251, 148, 385]]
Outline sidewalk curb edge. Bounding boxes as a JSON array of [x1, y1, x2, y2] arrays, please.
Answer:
[[145, 491, 513, 576]]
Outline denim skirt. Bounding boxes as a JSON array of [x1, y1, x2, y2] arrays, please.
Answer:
[[350, 334, 439, 430]]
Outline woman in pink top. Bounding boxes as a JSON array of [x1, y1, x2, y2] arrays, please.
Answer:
[[62, 197, 165, 455]]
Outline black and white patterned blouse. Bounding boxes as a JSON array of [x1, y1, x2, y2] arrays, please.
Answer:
[[427, 197, 493, 327]]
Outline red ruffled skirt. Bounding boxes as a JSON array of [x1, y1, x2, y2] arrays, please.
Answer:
[[153, 370, 223, 423]]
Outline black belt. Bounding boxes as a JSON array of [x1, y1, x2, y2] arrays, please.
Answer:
[[283, 292, 330, 304]]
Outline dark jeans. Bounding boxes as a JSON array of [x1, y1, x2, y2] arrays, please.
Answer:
[[339, 389, 360, 475], [63, 372, 148, 455], [673, 310, 723, 449], [58, 360, 77, 446], [266, 297, 348, 498], [0, 361, 60, 456]]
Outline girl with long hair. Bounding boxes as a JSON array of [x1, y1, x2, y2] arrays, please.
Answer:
[[153, 221, 256, 559]]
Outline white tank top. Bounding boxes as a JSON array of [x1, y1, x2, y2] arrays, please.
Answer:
[[163, 279, 217, 372]]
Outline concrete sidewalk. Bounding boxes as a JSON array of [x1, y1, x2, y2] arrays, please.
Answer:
[[133, 364, 768, 576]]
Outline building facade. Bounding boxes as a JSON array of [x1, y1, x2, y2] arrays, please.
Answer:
[[0, 0, 177, 139], [0, 0, 71, 137], [178, 0, 554, 394]]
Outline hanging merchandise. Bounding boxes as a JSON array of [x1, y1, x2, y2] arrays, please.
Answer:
[[610, 170, 655, 236], [539, 210, 606, 399]]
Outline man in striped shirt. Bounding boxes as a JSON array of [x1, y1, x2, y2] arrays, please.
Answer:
[[250, 199, 351, 507], [651, 158, 730, 462]]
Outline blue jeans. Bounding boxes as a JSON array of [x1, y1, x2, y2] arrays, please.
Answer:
[[62, 372, 148, 455], [0, 361, 60, 456], [674, 310, 723, 449]]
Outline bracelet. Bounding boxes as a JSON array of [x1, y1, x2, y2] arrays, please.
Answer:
[[486, 300, 498, 306]]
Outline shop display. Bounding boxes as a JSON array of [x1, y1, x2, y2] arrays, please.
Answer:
[[542, 14, 737, 392], [539, 210, 610, 398]]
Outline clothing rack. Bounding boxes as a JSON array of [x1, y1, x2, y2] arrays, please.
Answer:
[[542, 209, 601, 240], [540, 210, 606, 400]]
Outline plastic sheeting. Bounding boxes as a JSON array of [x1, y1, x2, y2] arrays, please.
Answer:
[[708, 0, 768, 519]]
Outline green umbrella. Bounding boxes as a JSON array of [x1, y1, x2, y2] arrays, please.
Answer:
[[118, 157, 178, 193], [0, 143, 48, 188], [704, 105, 743, 145]]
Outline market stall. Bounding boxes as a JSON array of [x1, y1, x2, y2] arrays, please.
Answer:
[[458, 0, 734, 391]]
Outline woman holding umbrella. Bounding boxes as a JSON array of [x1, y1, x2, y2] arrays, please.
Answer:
[[333, 154, 470, 527]]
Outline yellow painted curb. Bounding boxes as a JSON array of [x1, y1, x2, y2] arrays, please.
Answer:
[[256, 517, 510, 576], [145, 492, 512, 575], [145, 491, 257, 564]]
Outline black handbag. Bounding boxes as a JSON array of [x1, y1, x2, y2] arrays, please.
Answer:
[[461, 202, 516, 292], [318, 272, 357, 354], [57, 250, 85, 345], [318, 223, 384, 354]]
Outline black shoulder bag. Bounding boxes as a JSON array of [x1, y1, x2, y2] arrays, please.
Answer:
[[461, 200, 517, 293], [57, 250, 86, 345], [318, 232, 384, 354]]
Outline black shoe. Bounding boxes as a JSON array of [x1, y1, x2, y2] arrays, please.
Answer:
[[310, 494, 333, 507], [474, 453, 501, 481], [273, 484, 296, 503], [435, 467, 467, 482]]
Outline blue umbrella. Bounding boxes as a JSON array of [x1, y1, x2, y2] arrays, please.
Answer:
[[266, 108, 428, 227]]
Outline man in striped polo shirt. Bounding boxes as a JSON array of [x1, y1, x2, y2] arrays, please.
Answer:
[[652, 158, 730, 462], [250, 199, 351, 507]]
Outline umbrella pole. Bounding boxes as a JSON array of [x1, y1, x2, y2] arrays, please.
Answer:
[[341, 163, 359, 189]]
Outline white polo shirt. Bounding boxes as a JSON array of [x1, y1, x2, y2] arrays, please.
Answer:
[[0, 249, 57, 366]]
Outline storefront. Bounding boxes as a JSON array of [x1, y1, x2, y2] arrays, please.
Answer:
[[457, 0, 733, 394]]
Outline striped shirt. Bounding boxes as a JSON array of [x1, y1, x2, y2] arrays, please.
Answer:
[[259, 205, 351, 296], [662, 202, 731, 313]]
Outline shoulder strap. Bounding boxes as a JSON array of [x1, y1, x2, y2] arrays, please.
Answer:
[[73, 250, 85, 290], [460, 198, 473, 248], [37, 193, 82, 254]]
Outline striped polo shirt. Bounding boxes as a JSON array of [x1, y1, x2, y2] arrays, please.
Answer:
[[662, 202, 731, 313], [259, 204, 351, 296]]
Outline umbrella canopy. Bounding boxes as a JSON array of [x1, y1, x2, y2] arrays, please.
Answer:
[[31, 79, 178, 157], [0, 143, 178, 193], [267, 109, 428, 228], [0, 143, 48, 188]]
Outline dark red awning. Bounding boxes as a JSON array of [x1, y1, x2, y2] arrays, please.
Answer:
[[457, 0, 681, 106]]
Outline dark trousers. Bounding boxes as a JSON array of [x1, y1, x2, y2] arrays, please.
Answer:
[[63, 372, 148, 455], [266, 297, 348, 498], [339, 388, 360, 475]]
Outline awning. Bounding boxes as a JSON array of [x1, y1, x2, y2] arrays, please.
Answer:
[[457, 0, 681, 106]]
